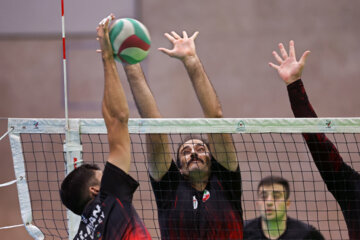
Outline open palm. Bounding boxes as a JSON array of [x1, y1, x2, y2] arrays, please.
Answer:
[[158, 31, 199, 59], [269, 40, 310, 85]]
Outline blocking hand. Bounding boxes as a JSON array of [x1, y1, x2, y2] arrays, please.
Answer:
[[269, 40, 310, 85], [158, 31, 199, 61]]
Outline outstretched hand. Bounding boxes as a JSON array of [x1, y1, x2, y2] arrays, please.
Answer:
[[158, 31, 199, 61], [96, 14, 115, 59], [269, 40, 310, 85]]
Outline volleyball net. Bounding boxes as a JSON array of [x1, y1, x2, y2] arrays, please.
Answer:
[[6, 117, 360, 239]]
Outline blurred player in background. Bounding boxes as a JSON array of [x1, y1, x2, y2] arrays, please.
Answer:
[[244, 176, 324, 239]]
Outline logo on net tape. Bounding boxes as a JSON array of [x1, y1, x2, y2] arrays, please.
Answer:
[[236, 120, 246, 132], [319, 119, 336, 132], [21, 121, 40, 130]]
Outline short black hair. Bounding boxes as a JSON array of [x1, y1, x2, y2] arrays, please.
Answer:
[[59, 164, 101, 215], [175, 135, 212, 168], [257, 175, 290, 200]]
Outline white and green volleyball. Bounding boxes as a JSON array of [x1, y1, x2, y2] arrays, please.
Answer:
[[109, 18, 151, 64]]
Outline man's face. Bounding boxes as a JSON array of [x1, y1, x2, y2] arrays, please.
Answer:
[[256, 183, 290, 221], [178, 139, 211, 177]]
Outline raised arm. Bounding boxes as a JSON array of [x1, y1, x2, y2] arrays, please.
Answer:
[[270, 41, 360, 239], [124, 64, 172, 181], [269, 40, 360, 195], [97, 15, 131, 173], [159, 31, 238, 171]]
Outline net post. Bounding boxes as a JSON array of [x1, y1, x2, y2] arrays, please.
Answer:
[[61, 0, 69, 130], [63, 119, 83, 239], [7, 119, 44, 240]]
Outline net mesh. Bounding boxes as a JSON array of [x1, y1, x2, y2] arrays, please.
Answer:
[[10, 118, 360, 239]]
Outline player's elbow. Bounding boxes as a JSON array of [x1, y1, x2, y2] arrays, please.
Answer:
[[102, 102, 129, 123], [208, 108, 223, 118], [114, 111, 129, 124]]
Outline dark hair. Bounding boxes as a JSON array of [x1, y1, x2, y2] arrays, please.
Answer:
[[257, 175, 290, 200], [175, 135, 212, 168], [59, 164, 101, 215]]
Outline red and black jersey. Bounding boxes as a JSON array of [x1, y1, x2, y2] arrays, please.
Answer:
[[288, 79, 360, 240], [74, 162, 151, 240], [151, 160, 243, 240]]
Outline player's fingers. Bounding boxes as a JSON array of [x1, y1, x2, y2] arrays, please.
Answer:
[[289, 40, 296, 59], [99, 14, 112, 26], [158, 47, 172, 56], [96, 49, 102, 53], [269, 62, 280, 70], [164, 33, 176, 43], [98, 18, 106, 26], [171, 31, 181, 39], [299, 50, 311, 66], [272, 51, 283, 64], [191, 31, 199, 40], [279, 43, 288, 59], [104, 16, 111, 28], [182, 31, 188, 39]]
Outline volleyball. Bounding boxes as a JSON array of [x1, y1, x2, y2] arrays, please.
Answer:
[[109, 18, 151, 64]]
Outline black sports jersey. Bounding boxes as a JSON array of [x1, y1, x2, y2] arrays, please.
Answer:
[[288, 79, 360, 240], [74, 162, 151, 240], [243, 217, 324, 240], [151, 160, 243, 239]]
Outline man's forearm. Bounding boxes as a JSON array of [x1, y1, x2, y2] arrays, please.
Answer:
[[125, 64, 162, 118], [182, 55, 222, 118]]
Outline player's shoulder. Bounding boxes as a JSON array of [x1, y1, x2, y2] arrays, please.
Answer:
[[287, 217, 318, 232], [285, 217, 324, 240], [243, 217, 264, 239], [244, 217, 261, 230], [101, 162, 139, 201]]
